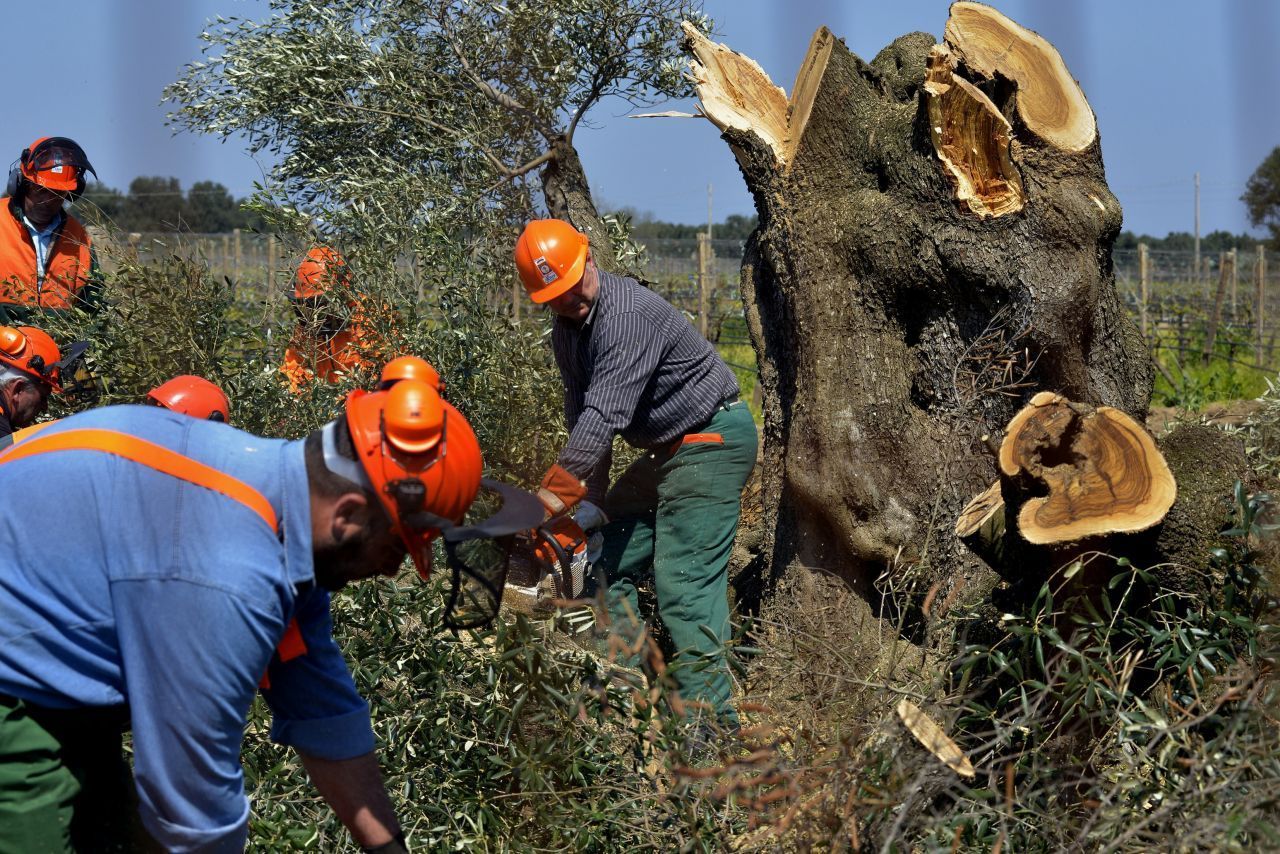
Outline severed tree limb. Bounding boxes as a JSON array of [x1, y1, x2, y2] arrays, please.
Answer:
[[681, 21, 789, 168], [998, 392, 1176, 545], [944, 1, 1097, 152], [955, 480, 1008, 567]]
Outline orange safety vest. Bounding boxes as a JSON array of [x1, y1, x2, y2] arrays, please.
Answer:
[[0, 427, 306, 685], [0, 199, 94, 309], [281, 324, 373, 392]]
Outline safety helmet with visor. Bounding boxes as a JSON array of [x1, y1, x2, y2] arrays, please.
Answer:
[[324, 376, 546, 629], [0, 326, 86, 394], [9, 137, 97, 198]]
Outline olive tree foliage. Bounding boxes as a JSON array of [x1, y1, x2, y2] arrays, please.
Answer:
[[164, 0, 709, 265], [162, 0, 707, 482]]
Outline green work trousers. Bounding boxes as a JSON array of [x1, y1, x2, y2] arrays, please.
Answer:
[[597, 402, 757, 725], [0, 693, 142, 853]]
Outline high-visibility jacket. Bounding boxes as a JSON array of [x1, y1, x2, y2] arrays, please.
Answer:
[[0, 405, 374, 851], [0, 198, 99, 317], [281, 322, 373, 392]]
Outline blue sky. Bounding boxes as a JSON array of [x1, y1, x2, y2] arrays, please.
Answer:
[[9, 0, 1278, 237]]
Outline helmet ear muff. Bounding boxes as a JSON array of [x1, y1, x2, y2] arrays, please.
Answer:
[[5, 148, 30, 199]]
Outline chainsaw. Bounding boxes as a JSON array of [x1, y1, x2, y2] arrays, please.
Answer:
[[509, 514, 596, 600]]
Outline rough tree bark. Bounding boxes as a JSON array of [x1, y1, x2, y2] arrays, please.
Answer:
[[540, 138, 622, 275], [683, 4, 1240, 616]]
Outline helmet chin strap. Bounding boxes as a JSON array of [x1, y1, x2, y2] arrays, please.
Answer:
[[321, 419, 374, 490]]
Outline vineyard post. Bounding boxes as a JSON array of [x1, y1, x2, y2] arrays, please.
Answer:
[[1230, 247, 1238, 317], [233, 228, 242, 280], [1139, 242, 1150, 340], [1203, 250, 1228, 365], [697, 231, 711, 339], [1260, 247, 1269, 366], [267, 235, 276, 293]]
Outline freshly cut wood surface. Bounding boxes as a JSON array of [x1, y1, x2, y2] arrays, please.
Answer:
[[945, 1, 1096, 152], [924, 44, 1025, 218], [1000, 393, 1176, 544], [956, 479, 1003, 538], [897, 699, 976, 780], [682, 21, 789, 166], [682, 22, 840, 171]]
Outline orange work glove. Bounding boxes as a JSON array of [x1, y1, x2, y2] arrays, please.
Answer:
[[538, 463, 586, 518]]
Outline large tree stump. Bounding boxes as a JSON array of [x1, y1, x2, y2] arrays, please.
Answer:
[[682, 3, 1154, 601]]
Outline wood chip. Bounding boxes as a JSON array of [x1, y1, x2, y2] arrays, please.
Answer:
[[896, 699, 976, 779]]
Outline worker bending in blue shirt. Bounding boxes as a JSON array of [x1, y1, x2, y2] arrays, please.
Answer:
[[0, 366, 531, 852]]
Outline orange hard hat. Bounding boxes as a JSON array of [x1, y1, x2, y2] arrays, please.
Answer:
[[18, 136, 95, 194], [379, 355, 441, 392], [0, 326, 64, 391], [147, 375, 231, 423], [295, 246, 349, 299], [514, 219, 589, 303], [343, 379, 483, 579]]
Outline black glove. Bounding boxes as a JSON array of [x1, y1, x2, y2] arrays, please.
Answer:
[[363, 833, 409, 854]]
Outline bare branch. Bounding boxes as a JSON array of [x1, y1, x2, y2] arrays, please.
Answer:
[[483, 148, 556, 193], [441, 16, 553, 140]]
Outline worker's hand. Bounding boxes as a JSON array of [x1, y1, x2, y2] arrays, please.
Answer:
[[538, 463, 586, 518], [363, 834, 409, 854], [586, 530, 604, 565], [574, 500, 608, 533]]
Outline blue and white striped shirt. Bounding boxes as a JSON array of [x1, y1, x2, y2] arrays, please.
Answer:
[[553, 270, 739, 501]]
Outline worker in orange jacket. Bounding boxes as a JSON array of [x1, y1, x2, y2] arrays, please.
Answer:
[[0, 136, 102, 325], [282, 246, 376, 391]]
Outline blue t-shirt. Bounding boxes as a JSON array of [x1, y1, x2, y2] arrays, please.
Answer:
[[0, 405, 374, 852]]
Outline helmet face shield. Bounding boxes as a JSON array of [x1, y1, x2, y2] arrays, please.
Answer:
[[0, 327, 80, 394], [337, 370, 546, 630], [398, 478, 547, 631], [21, 137, 95, 193], [439, 535, 513, 631]]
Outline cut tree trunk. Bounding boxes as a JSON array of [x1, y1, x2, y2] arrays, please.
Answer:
[[997, 392, 1176, 545], [682, 3, 1158, 606]]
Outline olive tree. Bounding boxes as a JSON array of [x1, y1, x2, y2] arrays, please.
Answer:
[[1244, 145, 1280, 249], [165, 0, 708, 265]]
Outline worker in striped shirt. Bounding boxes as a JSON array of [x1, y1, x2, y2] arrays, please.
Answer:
[[515, 219, 757, 730]]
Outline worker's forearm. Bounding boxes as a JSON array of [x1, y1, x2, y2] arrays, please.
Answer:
[[299, 750, 402, 849]]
